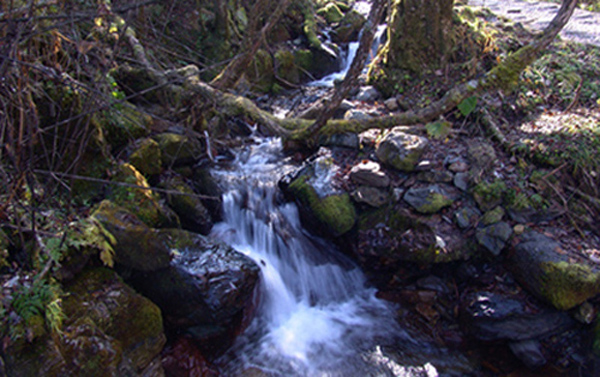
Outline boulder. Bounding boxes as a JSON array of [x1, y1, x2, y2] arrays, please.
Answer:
[[287, 175, 356, 237], [508, 231, 600, 310], [460, 290, 574, 342], [92, 200, 171, 271], [333, 9, 366, 43], [4, 268, 166, 377], [153, 133, 203, 167], [109, 163, 172, 227], [403, 185, 454, 214], [129, 138, 162, 176], [160, 175, 213, 234], [376, 128, 429, 172], [129, 229, 260, 347], [317, 3, 344, 24]]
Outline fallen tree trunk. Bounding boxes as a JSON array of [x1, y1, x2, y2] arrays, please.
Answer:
[[123, 0, 577, 146]]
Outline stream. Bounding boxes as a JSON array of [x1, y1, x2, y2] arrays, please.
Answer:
[[209, 138, 438, 376]]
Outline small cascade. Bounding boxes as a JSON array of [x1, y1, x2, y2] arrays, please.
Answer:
[[210, 137, 419, 376]]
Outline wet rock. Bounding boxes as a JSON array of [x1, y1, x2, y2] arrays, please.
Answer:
[[453, 172, 469, 191], [130, 230, 260, 348], [190, 167, 223, 220], [153, 132, 203, 167], [344, 108, 371, 121], [352, 186, 390, 207], [92, 200, 171, 271], [129, 138, 162, 176], [454, 206, 481, 229], [376, 128, 429, 172], [349, 160, 390, 188], [508, 231, 600, 310], [509, 340, 547, 368], [355, 86, 381, 102], [403, 185, 454, 214], [160, 175, 213, 234], [481, 206, 505, 225], [476, 221, 512, 256], [460, 291, 574, 342]]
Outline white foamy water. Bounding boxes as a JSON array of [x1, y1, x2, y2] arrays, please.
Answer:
[[210, 137, 419, 376]]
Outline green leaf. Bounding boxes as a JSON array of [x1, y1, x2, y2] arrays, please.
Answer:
[[458, 96, 478, 117], [426, 121, 452, 140]]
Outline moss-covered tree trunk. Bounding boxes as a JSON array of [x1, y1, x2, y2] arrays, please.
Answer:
[[383, 0, 454, 72]]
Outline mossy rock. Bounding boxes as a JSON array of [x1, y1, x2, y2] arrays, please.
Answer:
[[97, 103, 152, 150], [160, 176, 213, 235], [0, 229, 10, 269], [129, 138, 162, 176], [317, 3, 344, 24], [509, 231, 600, 310], [92, 200, 171, 271], [64, 268, 166, 371], [287, 175, 356, 237], [333, 9, 365, 43], [472, 180, 507, 212], [375, 128, 429, 172], [108, 163, 169, 227], [4, 268, 166, 376], [153, 133, 203, 167], [403, 185, 454, 214]]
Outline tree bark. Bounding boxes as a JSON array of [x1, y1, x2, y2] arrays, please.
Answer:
[[383, 0, 454, 72]]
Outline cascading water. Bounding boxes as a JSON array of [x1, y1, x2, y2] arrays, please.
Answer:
[[210, 137, 428, 376]]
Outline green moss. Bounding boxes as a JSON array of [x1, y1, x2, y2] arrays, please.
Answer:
[[317, 3, 344, 24], [154, 133, 203, 167], [484, 45, 536, 91], [275, 49, 300, 84], [129, 138, 162, 176], [247, 49, 275, 93], [288, 176, 356, 237], [109, 163, 165, 227], [97, 103, 152, 149], [541, 261, 600, 310], [415, 191, 454, 214], [472, 180, 507, 211]]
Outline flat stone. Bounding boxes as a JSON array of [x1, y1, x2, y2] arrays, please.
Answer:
[[509, 340, 547, 368], [454, 206, 481, 229], [344, 108, 371, 121], [403, 185, 454, 214], [481, 206, 505, 225], [355, 86, 381, 102], [453, 172, 469, 191], [376, 128, 429, 172], [351, 186, 390, 207], [476, 221, 513, 256], [349, 160, 390, 187]]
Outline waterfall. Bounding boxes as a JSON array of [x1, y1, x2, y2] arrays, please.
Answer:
[[210, 137, 420, 376]]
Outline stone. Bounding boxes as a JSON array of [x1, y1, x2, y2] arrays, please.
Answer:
[[160, 176, 213, 235], [287, 175, 356, 237], [349, 160, 390, 187], [130, 230, 260, 346], [317, 3, 344, 24], [453, 172, 469, 191], [508, 231, 600, 310], [351, 186, 390, 207], [448, 160, 468, 173], [129, 138, 162, 176], [509, 340, 547, 368], [355, 86, 381, 102], [481, 206, 505, 225], [344, 108, 371, 121], [454, 206, 481, 229], [384, 97, 399, 111], [333, 9, 366, 43], [460, 290, 574, 342], [109, 163, 172, 227], [153, 132, 203, 167], [416, 169, 454, 183], [476, 221, 512, 256], [376, 128, 429, 172], [467, 141, 497, 180], [92, 200, 171, 271], [403, 185, 454, 214]]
